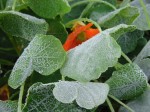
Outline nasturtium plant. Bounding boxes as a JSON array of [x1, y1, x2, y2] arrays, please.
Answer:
[[8, 34, 66, 89], [106, 63, 148, 100], [0, 0, 150, 112]]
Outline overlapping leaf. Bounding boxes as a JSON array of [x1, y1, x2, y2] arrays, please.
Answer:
[[60, 32, 121, 82], [8, 34, 66, 89], [88, 1, 115, 21], [119, 87, 150, 112], [0, 101, 17, 112], [24, 0, 71, 19], [133, 4, 150, 30], [23, 82, 87, 112], [98, 6, 139, 28], [0, 11, 48, 41], [53, 81, 109, 109], [106, 63, 148, 100], [117, 30, 144, 53], [47, 19, 68, 44], [135, 58, 150, 80]]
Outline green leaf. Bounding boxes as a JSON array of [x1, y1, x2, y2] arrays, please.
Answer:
[[105, 24, 136, 40], [119, 87, 150, 112], [23, 82, 87, 112], [47, 19, 68, 44], [131, 0, 150, 8], [60, 32, 121, 82], [0, 11, 48, 41], [5, 0, 27, 11], [88, 1, 115, 22], [62, 1, 87, 23], [24, 0, 71, 19], [0, 101, 17, 112], [98, 6, 139, 28], [106, 63, 148, 100], [136, 58, 150, 80], [117, 30, 144, 53], [53, 81, 109, 109], [133, 4, 150, 30], [8, 34, 66, 89], [134, 40, 150, 63], [103, 0, 117, 6]]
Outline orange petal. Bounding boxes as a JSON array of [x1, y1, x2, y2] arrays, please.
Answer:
[[63, 23, 93, 51], [85, 29, 100, 40]]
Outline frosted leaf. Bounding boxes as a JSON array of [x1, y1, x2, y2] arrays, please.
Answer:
[[60, 32, 121, 82], [134, 40, 150, 63], [8, 34, 66, 89], [119, 87, 150, 112], [135, 58, 150, 80], [0, 11, 48, 41], [106, 63, 148, 100], [0, 101, 17, 112], [24, 0, 71, 18], [53, 81, 109, 109], [23, 82, 87, 112], [98, 6, 139, 28]]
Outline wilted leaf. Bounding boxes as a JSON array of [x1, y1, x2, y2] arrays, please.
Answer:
[[53, 81, 109, 109], [23, 82, 87, 112], [0, 11, 48, 41], [8, 34, 66, 89], [119, 87, 150, 112], [24, 0, 71, 19], [106, 63, 148, 100], [0, 101, 17, 112], [98, 6, 139, 28], [60, 32, 121, 82]]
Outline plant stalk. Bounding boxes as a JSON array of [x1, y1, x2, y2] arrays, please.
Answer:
[[109, 95, 134, 112], [121, 52, 132, 63], [106, 98, 115, 112], [17, 83, 25, 112]]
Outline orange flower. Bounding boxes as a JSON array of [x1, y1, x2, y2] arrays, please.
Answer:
[[0, 84, 9, 101], [63, 22, 100, 51]]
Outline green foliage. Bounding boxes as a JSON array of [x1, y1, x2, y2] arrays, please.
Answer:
[[53, 81, 109, 109], [23, 82, 87, 112], [0, 0, 150, 111], [24, 0, 71, 18], [119, 87, 150, 112], [98, 6, 139, 28], [133, 4, 150, 30], [117, 30, 144, 53], [0, 11, 48, 41], [106, 63, 148, 100], [61, 32, 121, 82], [0, 101, 18, 112], [8, 34, 66, 89]]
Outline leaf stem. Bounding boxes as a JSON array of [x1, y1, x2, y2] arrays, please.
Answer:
[[65, 18, 102, 32], [17, 83, 25, 112], [121, 52, 132, 63], [106, 98, 115, 112], [12, 0, 17, 11], [139, 0, 150, 29], [62, 75, 65, 81], [109, 95, 134, 112]]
